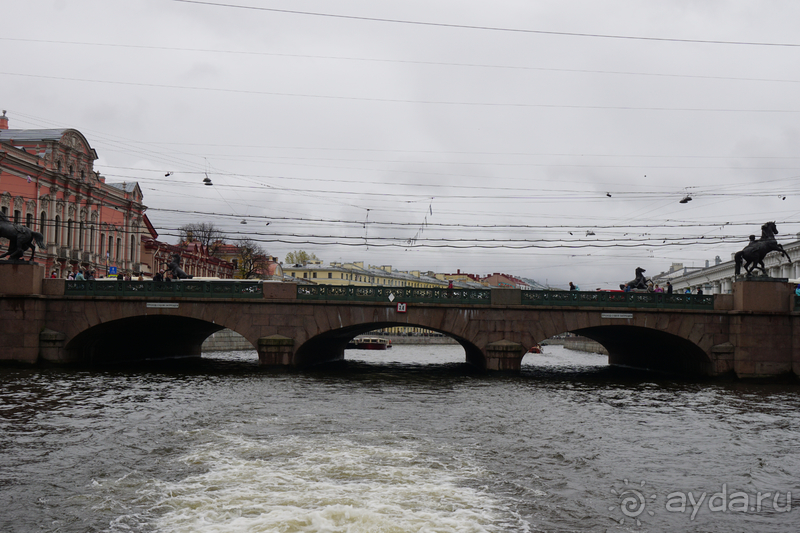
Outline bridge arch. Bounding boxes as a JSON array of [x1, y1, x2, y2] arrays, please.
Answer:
[[65, 315, 232, 363], [523, 323, 714, 376], [572, 325, 713, 376], [293, 322, 484, 368]]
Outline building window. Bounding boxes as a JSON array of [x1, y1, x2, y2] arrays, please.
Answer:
[[108, 235, 113, 260], [100, 233, 105, 256], [13, 210, 21, 224], [312, 272, 317, 278], [54, 216, 60, 245], [130, 235, 136, 261], [328, 273, 332, 278], [303, 272, 307, 278], [26, 213, 33, 228], [67, 220, 73, 247], [79, 221, 84, 249], [40, 212, 46, 238]]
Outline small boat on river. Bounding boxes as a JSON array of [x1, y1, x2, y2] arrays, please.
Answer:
[[347, 336, 392, 350]]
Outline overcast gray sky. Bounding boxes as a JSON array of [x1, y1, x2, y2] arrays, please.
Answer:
[[4, 0, 800, 288]]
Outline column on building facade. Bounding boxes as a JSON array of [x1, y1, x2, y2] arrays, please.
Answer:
[[38, 199, 47, 245], [55, 200, 63, 249], [99, 227, 105, 265], [78, 205, 86, 253], [90, 211, 98, 259], [46, 195, 55, 250], [722, 278, 732, 293], [67, 203, 75, 251]]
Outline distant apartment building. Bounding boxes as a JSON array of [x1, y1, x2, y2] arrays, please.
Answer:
[[481, 272, 544, 289], [282, 260, 487, 289]]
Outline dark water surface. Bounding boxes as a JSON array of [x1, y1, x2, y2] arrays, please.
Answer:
[[1, 345, 798, 532]]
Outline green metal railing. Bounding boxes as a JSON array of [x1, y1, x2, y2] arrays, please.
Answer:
[[62, 280, 717, 309], [521, 290, 714, 309], [296, 285, 715, 309], [296, 285, 492, 304], [64, 280, 263, 298]]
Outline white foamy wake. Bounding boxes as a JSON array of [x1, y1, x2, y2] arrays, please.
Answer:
[[145, 431, 525, 533]]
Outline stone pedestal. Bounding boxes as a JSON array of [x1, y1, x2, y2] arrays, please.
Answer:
[[733, 278, 792, 312], [0, 262, 44, 295], [731, 279, 796, 378], [483, 339, 525, 371], [257, 334, 295, 365]]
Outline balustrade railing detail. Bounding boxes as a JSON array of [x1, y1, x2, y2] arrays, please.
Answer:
[[64, 280, 263, 298], [521, 290, 714, 309], [296, 285, 491, 304]]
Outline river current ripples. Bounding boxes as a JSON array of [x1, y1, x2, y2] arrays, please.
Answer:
[[1, 344, 799, 532]]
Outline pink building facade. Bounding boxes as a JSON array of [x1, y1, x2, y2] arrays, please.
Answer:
[[0, 111, 148, 277]]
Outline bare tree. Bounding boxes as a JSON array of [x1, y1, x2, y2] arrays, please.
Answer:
[[179, 222, 226, 253], [236, 237, 270, 279]]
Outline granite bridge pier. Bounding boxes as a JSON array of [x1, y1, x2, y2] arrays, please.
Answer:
[[2, 263, 799, 379]]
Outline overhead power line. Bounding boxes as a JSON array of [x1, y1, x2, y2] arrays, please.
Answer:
[[170, 0, 800, 48], [148, 208, 800, 230], [3, 37, 799, 84], [4, 72, 799, 112]]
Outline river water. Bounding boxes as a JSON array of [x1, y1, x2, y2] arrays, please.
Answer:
[[1, 344, 798, 532]]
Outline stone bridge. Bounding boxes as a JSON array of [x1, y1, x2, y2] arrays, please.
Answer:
[[1, 263, 799, 379]]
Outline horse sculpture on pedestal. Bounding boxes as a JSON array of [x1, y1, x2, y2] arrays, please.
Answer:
[[734, 221, 791, 277], [0, 212, 46, 262], [166, 253, 193, 280], [620, 267, 651, 290]]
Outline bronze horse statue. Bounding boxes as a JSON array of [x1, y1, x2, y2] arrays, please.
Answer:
[[165, 253, 193, 279], [734, 221, 791, 277], [0, 212, 46, 262], [620, 267, 650, 290]]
